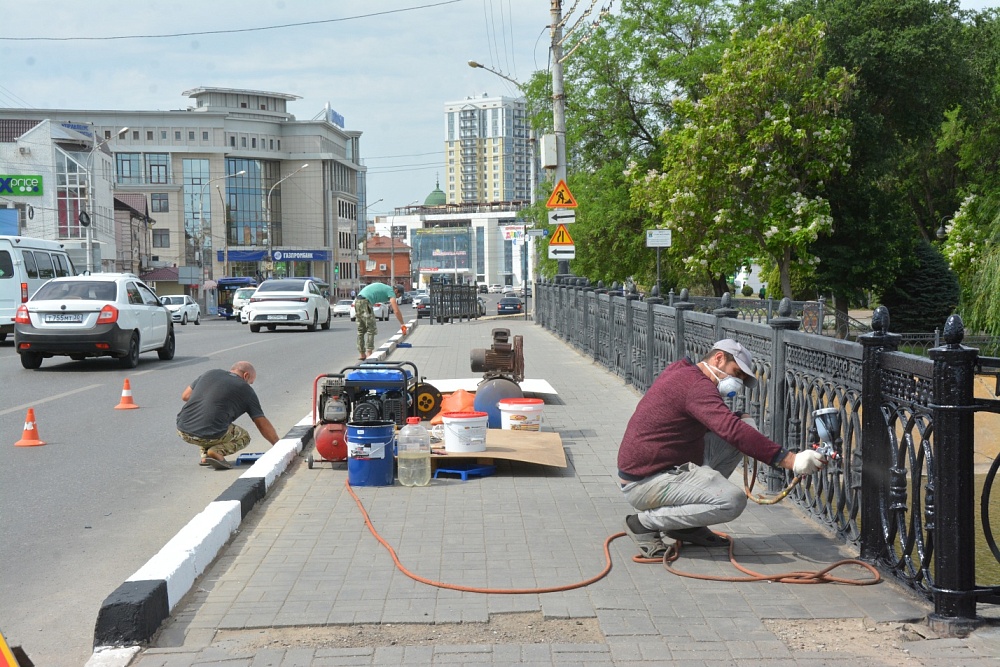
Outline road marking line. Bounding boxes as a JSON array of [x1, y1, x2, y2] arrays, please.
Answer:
[[0, 384, 104, 417]]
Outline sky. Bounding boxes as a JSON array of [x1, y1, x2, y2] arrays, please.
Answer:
[[1, 1, 997, 218]]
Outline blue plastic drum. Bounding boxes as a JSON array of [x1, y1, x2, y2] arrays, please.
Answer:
[[346, 420, 395, 487], [474, 378, 524, 428]]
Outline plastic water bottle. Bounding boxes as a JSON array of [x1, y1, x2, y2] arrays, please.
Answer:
[[396, 417, 431, 487]]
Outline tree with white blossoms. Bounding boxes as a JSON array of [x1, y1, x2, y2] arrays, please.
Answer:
[[630, 15, 853, 297]]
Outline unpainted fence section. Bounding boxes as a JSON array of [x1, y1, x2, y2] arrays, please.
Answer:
[[536, 279, 1000, 633]]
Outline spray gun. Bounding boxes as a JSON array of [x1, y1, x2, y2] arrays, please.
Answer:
[[809, 407, 842, 463]]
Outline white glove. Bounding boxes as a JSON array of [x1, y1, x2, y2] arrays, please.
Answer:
[[793, 450, 826, 476], [741, 416, 758, 431]]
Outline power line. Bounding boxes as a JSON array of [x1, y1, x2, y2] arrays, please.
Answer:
[[0, 1, 469, 41], [365, 150, 443, 160]]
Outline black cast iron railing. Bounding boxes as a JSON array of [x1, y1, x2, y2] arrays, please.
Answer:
[[535, 278, 1000, 634]]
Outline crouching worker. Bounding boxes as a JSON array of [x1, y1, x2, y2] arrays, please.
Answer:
[[617, 339, 825, 557], [176, 361, 280, 470]]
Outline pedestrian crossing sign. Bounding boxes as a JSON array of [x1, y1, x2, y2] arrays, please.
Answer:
[[549, 224, 574, 246], [546, 180, 578, 208]]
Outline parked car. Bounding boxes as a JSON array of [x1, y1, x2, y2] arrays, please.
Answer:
[[332, 299, 354, 317], [478, 284, 489, 294], [396, 290, 412, 305], [231, 286, 257, 323], [245, 278, 332, 333], [414, 294, 432, 318], [350, 300, 390, 321], [14, 273, 175, 369], [160, 294, 201, 325], [489, 284, 505, 293], [497, 296, 524, 315]]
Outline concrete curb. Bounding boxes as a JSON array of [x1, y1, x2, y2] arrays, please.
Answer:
[[366, 318, 416, 362], [87, 414, 315, 665]]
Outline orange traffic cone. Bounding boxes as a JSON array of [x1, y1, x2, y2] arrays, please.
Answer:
[[15, 408, 46, 447], [115, 378, 140, 410]]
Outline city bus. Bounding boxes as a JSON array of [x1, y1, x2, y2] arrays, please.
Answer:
[[216, 276, 258, 319]]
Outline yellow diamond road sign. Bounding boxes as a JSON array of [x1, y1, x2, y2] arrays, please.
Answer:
[[546, 180, 578, 208]]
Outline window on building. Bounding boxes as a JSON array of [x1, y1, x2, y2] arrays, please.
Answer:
[[104, 130, 111, 139], [151, 193, 169, 212], [188, 131, 195, 141], [230, 135, 236, 147], [132, 130, 139, 140], [175, 131, 181, 140], [277, 140, 280, 150], [147, 154, 169, 184], [269, 139, 274, 150], [160, 131, 167, 140], [116, 153, 142, 185], [152, 228, 170, 247], [146, 131, 153, 140], [241, 137, 247, 148], [251, 138, 257, 149], [202, 131, 208, 141]]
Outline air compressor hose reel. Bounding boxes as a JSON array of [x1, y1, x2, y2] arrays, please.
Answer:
[[470, 327, 524, 383]]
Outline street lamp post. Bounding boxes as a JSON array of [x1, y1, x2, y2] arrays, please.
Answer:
[[197, 169, 246, 311], [85, 126, 128, 273], [264, 163, 309, 279]]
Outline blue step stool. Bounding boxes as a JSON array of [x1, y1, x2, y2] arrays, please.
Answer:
[[433, 463, 496, 481], [235, 452, 264, 466]]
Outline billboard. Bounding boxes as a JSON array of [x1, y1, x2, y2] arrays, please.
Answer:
[[0, 175, 43, 196]]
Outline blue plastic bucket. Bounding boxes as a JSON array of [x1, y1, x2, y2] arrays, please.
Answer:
[[346, 420, 395, 487]]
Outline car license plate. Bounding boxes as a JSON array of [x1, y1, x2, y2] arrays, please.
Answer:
[[266, 314, 287, 321], [44, 313, 83, 323]]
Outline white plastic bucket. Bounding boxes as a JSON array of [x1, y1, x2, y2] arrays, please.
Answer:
[[441, 411, 488, 453], [498, 398, 545, 431]]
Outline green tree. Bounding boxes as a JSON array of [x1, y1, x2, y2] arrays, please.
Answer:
[[527, 1, 747, 285], [784, 0, 975, 326], [630, 16, 853, 297], [880, 238, 960, 332]]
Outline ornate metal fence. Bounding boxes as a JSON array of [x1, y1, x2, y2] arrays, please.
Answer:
[[536, 279, 1000, 633]]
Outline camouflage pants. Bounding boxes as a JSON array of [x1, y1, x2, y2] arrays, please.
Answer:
[[177, 424, 251, 458], [355, 298, 377, 354]]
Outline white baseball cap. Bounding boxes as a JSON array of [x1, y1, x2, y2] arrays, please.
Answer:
[[711, 339, 757, 388]]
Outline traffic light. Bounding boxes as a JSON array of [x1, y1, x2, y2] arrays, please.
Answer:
[[334, 265, 340, 275]]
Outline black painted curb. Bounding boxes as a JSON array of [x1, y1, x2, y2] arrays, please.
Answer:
[[92, 424, 313, 649]]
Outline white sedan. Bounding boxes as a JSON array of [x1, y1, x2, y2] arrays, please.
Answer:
[[245, 278, 332, 332], [350, 300, 390, 321], [332, 299, 353, 317], [160, 295, 201, 325]]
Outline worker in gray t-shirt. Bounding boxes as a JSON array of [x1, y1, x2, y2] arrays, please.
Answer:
[[176, 361, 279, 470]]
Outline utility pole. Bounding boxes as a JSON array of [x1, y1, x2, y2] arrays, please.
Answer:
[[550, 0, 570, 277]]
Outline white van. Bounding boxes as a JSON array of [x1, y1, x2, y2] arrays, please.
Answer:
[[0, 236, 76, 342]]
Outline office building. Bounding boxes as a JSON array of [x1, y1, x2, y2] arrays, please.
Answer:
[[0, 87, 366, 305]]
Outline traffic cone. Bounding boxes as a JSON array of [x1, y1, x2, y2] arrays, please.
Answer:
[[115, 378, 140, 410], [15, 408, 46, 447]]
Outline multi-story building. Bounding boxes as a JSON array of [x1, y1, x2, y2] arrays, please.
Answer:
[[0, 87, 366, 307], [444, 94, 530, 205]]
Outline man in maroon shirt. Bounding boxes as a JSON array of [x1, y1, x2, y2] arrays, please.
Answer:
[[618, 339, 825, 557]]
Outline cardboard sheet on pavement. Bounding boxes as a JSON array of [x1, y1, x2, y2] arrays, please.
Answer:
[[433, 428, 566, 468]]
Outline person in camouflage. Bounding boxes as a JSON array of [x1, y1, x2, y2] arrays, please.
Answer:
[[355, 283, 406, 359]]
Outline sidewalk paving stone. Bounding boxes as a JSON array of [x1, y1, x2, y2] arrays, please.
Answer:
[[127, 317, 999, 666]]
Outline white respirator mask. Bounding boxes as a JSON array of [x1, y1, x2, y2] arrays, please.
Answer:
[[702, 362, 744, 398]]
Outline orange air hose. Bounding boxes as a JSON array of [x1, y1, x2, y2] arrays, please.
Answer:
[[346, 479, 879, 592]]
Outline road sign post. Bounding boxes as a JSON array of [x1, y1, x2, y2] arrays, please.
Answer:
[[645, 229, 673, 296]]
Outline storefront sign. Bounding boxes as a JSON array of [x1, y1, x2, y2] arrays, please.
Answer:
[[0, 175, 43, 196]]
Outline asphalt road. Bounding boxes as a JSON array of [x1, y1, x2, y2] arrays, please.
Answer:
[[0, 311, 396, 666]]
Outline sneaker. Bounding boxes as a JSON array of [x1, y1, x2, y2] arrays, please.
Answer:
[[624, 514, 667, 559]]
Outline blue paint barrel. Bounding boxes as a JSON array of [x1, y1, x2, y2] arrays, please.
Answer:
[[346, 420, 395, 487]]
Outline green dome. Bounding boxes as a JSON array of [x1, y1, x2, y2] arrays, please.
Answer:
[[423, 178, 446, 206]]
